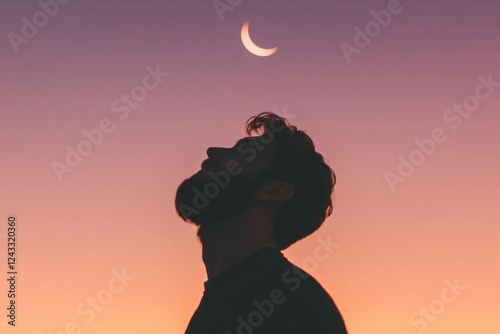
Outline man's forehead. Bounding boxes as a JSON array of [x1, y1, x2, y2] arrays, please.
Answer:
[[233, 135, 277, 148]]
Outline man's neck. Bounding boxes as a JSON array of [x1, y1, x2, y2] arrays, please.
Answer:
[[200, 219, 277, 280]]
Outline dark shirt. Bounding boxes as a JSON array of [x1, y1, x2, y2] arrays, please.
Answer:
[[185, 247, 348, 334]]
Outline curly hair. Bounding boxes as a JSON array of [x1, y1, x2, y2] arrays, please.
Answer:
[[245, 112, 336, 250]]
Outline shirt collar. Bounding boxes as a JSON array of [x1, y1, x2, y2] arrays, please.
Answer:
[[203, 246, 284, 291]]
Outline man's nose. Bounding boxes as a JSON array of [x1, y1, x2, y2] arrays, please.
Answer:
[[206, 147, 226, 160]]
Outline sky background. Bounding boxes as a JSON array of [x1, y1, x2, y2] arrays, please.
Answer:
[[0, 0, 499, 333]]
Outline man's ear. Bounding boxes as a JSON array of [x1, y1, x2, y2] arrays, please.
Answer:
[[257, 179, 294, 202]]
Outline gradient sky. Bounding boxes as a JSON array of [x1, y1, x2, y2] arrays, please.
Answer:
[[1, 0, 499, 333]]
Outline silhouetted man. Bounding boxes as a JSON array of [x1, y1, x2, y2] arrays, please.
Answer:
[[175, 112, 348, 333]]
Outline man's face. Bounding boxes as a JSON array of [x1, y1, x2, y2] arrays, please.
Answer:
[[174, 134, 278, 234]]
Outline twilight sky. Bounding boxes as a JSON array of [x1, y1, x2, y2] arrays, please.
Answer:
[[0, 0, 499, 333]]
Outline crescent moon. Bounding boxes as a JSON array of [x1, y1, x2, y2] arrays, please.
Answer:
[[241, 21, 278, 57]]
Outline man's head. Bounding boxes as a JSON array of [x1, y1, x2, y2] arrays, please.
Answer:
[[174, 112, 336, 250]]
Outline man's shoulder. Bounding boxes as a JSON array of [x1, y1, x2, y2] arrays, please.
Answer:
[[282, 264, 337, 308], [257, 260, 348, 333], [188, 253, 348, 334]]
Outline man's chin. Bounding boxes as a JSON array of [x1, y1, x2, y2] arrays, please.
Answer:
[[174, 169, 264, 231], [196, 221, 215, 238]]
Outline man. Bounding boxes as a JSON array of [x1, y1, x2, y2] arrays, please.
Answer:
[[175, 112, 348, 333]]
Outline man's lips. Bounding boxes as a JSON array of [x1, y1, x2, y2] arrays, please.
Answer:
[[201, 159, 217, 170]]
